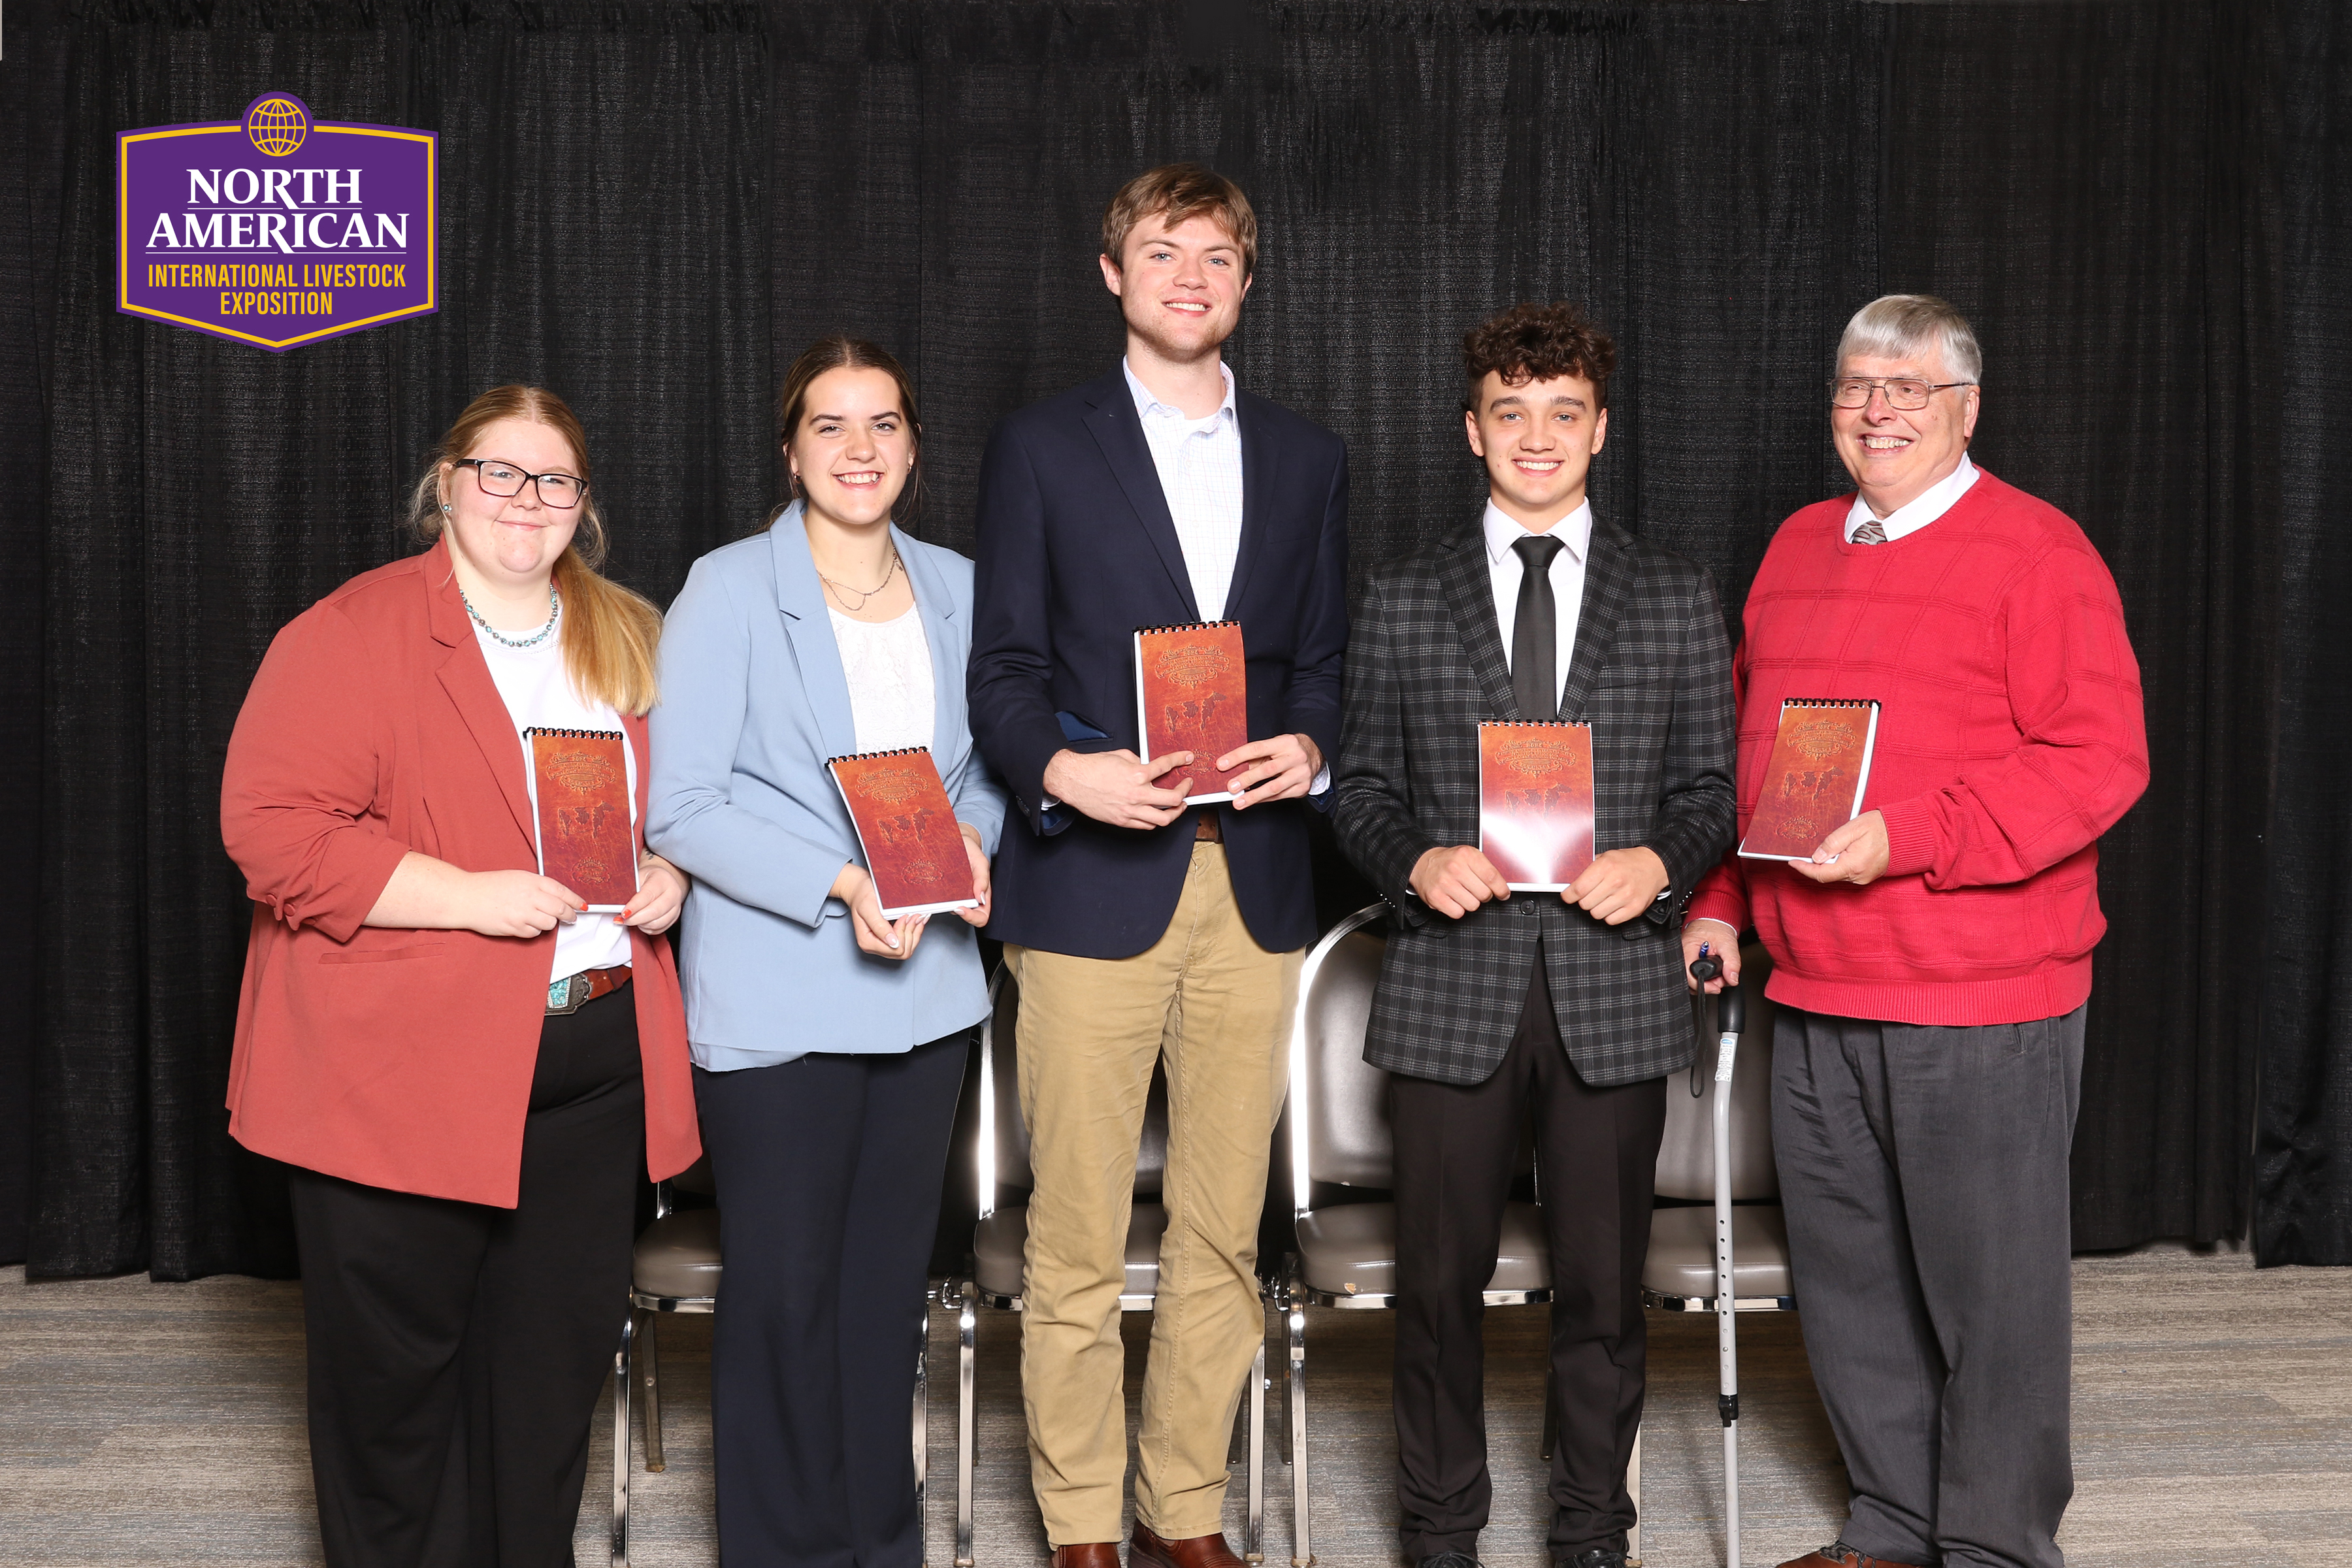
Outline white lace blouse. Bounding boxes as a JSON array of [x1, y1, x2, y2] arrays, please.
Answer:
[[828, 603, 936, 754]]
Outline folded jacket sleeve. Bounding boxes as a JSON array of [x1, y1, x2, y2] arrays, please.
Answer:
[[220, 604, 412, 943]]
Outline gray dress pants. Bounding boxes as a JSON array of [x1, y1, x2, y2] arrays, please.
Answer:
[[1772, 1004, 2085, 1568]]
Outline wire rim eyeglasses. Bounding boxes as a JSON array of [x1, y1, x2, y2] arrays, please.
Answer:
[[454, 457, 588, 508], [1827, 377, 1976, 412]]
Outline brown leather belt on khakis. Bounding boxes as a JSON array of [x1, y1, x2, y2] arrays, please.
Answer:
[[1195, 812, 1222, 842], [547, 964, 632, 1015]]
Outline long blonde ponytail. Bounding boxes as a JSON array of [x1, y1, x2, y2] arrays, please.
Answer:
[[409, 385, 663, 715]]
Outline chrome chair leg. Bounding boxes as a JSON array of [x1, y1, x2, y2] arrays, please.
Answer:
[[611, 1313, 634, 1568], [1279, 1257, 1296, 1468], [1246, 1335, 1267, 1565], [914, 1305, 930, 1535], [1286, 1266, 1311, 1568], [640, 1309, 665, 1474], [955, 1280, 977, 1568], [1540, 1354, 1556, 1462], [1627, 1420, 1643, 1567]]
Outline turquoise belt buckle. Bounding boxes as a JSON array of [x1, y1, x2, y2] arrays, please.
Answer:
[[547, 973, 580, 1014]]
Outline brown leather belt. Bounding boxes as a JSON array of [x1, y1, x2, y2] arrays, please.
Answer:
[[1195, 812, 1223, 843], [547, 964, 631, 1015]]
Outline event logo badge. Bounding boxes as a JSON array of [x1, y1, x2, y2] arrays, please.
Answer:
[[118, 93, 436, 351]]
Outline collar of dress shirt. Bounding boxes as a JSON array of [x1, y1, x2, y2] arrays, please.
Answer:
[[1844, 451, 1979, 543], [1482, 497, 1593, 567], [1123, 355, 1236, 428]]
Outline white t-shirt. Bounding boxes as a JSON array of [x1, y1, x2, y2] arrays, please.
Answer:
[[472, 617, 637, 981], [830, 603, 936, 753]]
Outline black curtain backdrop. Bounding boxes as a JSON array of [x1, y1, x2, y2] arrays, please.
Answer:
[[0, 0, 2334, 1277]]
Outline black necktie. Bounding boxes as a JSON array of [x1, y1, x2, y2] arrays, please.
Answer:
[[1511, 534, 1565, 721]]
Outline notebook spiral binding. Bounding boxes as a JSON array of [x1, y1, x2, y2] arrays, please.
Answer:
[[1136, 619, 1241, 636], [1479, 719, 1592, 729], [523, 725, 625, 739], [826, 745, 937, 766], [1780, 698, 1877, 709]]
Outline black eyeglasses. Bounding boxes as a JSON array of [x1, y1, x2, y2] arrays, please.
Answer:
[[1827, 377, 1975, 411], [455, 457, 587, 508]]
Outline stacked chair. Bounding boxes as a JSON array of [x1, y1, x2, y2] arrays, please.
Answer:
[[945, 967, 1269, 1568], [1281, 905, 1794, 1568]]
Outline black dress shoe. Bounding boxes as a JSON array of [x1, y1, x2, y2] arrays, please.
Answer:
[[1416, 1554, 1483, 1568], [1555, 1550, 1627, 1568]]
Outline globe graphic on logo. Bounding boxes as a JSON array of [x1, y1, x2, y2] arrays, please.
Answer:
[[244, 96, 310, 158]]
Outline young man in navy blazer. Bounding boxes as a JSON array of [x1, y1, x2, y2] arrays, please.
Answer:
[[968, 163, 1348, 1568]]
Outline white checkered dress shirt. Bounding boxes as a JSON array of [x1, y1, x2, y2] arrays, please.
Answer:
[[1124, 358, 1245, 621]]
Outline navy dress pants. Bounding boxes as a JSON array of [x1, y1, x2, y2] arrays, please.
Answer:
[[693, 1028, 970, 1568]]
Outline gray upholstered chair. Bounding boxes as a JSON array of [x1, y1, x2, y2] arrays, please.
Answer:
[[1280, 904, 1553, 1568], [609, 1158, 934, 1567], [945, 966, 1269, 1568]]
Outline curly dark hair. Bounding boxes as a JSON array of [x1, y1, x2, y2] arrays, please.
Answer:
[[1462, 301, 1617, 413]]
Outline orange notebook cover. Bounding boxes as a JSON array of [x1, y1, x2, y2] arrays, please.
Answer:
[[1134, 621, 1251, 804], [826, 747, 979, 919], [1738, 698, 1882, 860], [525, 727, 638, 911], [1477, 721, 1596, 892]]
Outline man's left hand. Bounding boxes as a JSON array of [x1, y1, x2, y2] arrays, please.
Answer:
[[1566, 847, 1670, 926], [1787, 810, 1891, 886], [1219, 734, 1323, 809]]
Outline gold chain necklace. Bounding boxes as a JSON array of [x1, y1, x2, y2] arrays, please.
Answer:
[[818, 546, 901, 612]]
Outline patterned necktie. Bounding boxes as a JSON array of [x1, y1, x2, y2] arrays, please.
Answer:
[[1511, 534, 1565, 720], [1853, 517, 1889, 546]]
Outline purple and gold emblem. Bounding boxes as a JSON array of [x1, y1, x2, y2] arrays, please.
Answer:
[[118, 93, 436, 351]]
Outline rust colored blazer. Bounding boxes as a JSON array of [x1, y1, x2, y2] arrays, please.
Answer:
[[220, 539, 699, 1207]]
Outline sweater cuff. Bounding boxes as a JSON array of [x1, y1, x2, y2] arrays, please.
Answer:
[[1876, 796, 1938, 879]]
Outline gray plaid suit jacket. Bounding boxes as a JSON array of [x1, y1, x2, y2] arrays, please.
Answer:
[[1330, 515, 1737, 1087]]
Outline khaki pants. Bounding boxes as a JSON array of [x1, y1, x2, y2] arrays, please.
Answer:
[[1005, 843, 1301, 1546]]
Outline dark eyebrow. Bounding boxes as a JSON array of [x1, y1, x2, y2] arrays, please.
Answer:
[[806, 409, 904, 423]]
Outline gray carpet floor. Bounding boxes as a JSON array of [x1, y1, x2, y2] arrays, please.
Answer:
[[1, 1250, 2345, 1567]]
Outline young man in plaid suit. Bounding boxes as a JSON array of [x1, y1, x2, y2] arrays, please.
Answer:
[[1331, 302, 1737, 1568]]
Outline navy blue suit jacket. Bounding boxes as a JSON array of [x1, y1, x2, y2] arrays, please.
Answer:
[[968, 365, 1349, 959]]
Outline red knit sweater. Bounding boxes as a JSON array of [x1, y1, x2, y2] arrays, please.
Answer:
[[1685, 468, 2148, 1026]]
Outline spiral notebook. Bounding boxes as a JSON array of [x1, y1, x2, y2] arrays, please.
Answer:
[[825, 747, 979, 919], [523, 727, 638, 912], [1738, 698, 1882, 860], [1134, 619, 1251, 804], [1477, 721, 1597, 892]]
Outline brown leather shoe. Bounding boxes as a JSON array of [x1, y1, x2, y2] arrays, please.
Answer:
[[1776, 1546, 1928, 1568], [1052, 1546, 1120, 1568], [1130, 1524, 1246, 1568]]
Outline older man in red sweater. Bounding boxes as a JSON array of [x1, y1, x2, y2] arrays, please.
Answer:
[[1682, 295, 2147, 1568]]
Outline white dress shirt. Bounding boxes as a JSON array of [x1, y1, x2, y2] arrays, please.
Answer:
[[1844, 452, 1980, 542], [1124, 357, 1245, 621], [1485, 497, 1592, 714]]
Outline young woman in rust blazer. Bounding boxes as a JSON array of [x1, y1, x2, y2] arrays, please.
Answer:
[[221, 385, 699, 1568]]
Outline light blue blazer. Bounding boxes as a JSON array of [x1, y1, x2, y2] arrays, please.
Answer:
[[648, 504, 1008, 1071]]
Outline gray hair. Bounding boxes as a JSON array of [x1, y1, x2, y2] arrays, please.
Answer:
[[1837, 294, 1982, 385]]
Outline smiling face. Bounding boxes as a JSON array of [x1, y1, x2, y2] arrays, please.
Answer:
[[1100, 210, 1251, 365], [785, 365, 915, 532], [1466, 370, 1610, 532], [1832, 346, 1979, 516], [438, 416, 584, 590]]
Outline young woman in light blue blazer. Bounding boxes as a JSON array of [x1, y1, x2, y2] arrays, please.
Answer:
[[647, 335, 1005, 1568]]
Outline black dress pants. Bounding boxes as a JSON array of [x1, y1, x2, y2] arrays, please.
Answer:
[[692, 1028, 970, 1568], [1390, 957, 1669, 1561], [287, 987, 646, 1568]]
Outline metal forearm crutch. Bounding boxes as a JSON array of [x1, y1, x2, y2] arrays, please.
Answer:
[[1690, 952, 1746, 1568]]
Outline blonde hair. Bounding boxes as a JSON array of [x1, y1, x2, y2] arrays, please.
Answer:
[[1101, 163, 1259, 278], [1837, 294, 1983, 384], [408, 385, 663, 715]]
